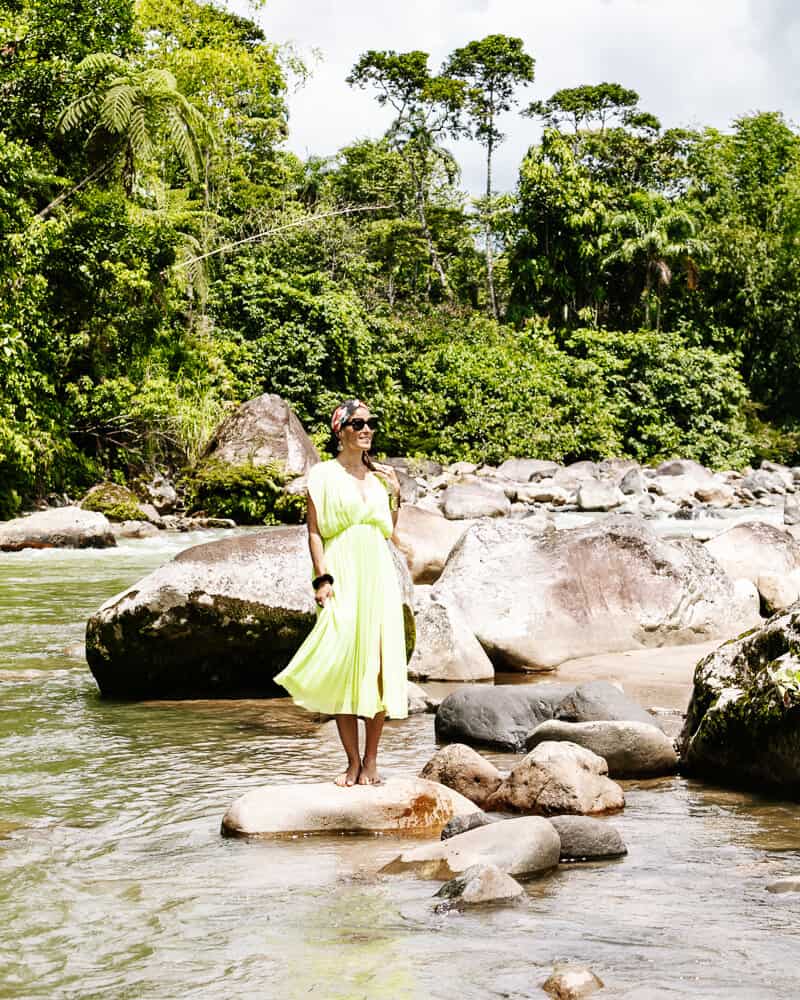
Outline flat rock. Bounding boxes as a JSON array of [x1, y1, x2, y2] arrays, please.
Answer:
[[485, 741, 625, 816], [382, 815, 560, 879], [407, 597, 494, 681], [419, 743, 502, 808], [548, 815, 627, 860], [440, 482, 511, 520], [432, 516, 756, 672], [433, 863, 523, 908], [392, 505, 472, 584], [435, 682, 576, 752], [527, 720, 678, 777], [0, 506, 116, 551], [220, 777, 476, 837], [85, 527, 415, 698]]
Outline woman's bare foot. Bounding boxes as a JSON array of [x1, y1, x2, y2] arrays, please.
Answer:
[[334, 759, 361, 787], [357, 755, 382, 785]]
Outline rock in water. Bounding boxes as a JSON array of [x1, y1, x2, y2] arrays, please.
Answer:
[[434, 863, 523, 908], [680, 610, 800, 793], [485, 741, 625, 816], [0, 507, 116, 552], [526, 720, 678, 778], [419, 743, 503, 808], [85, 527, 415, 698], [553, 680, 658, 727], [432, 516, 755, 671], [548, 815, 627, 860], [383, 815, 560, 879], [221, 777, 476, 837], [202, 392, 319, 474], [435, 683, 576, 752], [543, 964, 604, 999], [440, 811, 495, 841]]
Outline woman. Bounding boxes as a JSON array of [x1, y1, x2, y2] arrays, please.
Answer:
[[274, 399, 406, 787]]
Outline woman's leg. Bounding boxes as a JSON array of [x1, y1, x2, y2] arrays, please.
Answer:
[[334, 714, 361, 786], [359, 711, 385, 785]]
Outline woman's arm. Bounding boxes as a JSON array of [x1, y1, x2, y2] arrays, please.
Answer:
[[307, 495, 333, 605]]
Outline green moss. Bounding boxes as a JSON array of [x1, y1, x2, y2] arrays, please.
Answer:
[[184, 460, 306, 526], [81, 482, 145, 522]]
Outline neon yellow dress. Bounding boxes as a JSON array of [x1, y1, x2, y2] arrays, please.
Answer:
[[274, 459, 408, 719]]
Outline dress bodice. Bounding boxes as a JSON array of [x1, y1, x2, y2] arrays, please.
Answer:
[[306, 460, 393, 541]]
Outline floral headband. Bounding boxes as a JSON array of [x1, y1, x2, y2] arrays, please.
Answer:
[[330, 399, 365, 436]]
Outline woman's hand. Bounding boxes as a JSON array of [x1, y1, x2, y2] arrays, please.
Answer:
[[315, 581, 334, 607], [373, 462, 401, 500]]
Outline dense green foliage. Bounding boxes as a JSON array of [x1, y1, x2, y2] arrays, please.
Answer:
[[186, 460, 304, 524], [1, 0, 799, 517]]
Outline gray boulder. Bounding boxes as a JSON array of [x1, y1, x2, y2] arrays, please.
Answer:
[[391, 504, 472, 584], [433, 863, 523, 908], [548, 815, 628, 860], [526, 720, 678, 777], [496, 458, 560, 482], [484, 741, 625, 816], [0, 506, 116, 552], [419, 743, 503, 809], [433, 516, 755, 672], [704, 521, 800, 586], [407, 598, 494, 682], [441, 811, 495, 841], [382, 815, 561, 879], [620, 467, 645, 495], [435, 682, 576, 751], [202, 392, 319, 476], [440, 482, 511, 520], [576, 480, 625, 511], [554, 680, 659, 727], [656, 459, 717, 483], [756, 573, 800, 615], [85, 526, 415, 699], [680, 608, 800, 792]]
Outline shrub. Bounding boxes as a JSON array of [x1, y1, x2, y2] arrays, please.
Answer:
[[184, 460, 305, 525]]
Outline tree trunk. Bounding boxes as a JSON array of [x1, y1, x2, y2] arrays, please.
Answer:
[[408, 157, 451, 298], [34, 158, 115, 221], [485, 135, 498, 320]]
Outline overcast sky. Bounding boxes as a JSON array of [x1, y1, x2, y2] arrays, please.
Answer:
[[242, 0, 800, 196]]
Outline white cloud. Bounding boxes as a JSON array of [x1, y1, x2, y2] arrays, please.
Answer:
[[238, 0, 797, 195]]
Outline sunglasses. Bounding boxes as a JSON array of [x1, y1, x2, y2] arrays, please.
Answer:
[[343, 417, 379, 432]]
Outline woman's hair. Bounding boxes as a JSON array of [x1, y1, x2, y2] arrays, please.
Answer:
[[327, 398, 376, 469]]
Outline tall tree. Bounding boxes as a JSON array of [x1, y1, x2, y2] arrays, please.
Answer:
[[444, 35, 535, 318], [347, 50, 464, 296]]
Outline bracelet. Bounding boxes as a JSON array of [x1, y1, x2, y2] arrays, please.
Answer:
[[312, 573, 333, 590], [389, 492, 401, 512]]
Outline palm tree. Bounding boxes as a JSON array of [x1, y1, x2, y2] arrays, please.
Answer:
[[603, 194, 707, 329], [38, 53, 213, 218]]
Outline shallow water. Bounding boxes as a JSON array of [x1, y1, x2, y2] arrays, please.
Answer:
[[1, 531, 800, 999]]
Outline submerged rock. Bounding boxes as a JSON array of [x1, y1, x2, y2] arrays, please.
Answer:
[[419, 743, 503, 809], [680, 609, 800, 793], [543, 964, 604, 999], [383, 815, 560, 879], [526, 720, 678, 778], [432, 516, 756, 672], [485, 741, 625, 816], [221, 777, 475, 837], [433, 863, 523, 908], [441, 811, 495, 841], [0, 506, 116, 552], [85, 526, 415, 698]]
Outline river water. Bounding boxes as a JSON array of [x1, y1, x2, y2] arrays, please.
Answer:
[[1, 530, 799, 999]]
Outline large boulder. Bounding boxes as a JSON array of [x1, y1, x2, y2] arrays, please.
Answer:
[[382, 815, 561, 879], [553, 680, 658, 727], [85, 526, 415, 698], [576, 480, 624, 512], [440, 482, 511, 520], [484, 741, 625, 816], [407, 598, 494, 682], [526, 720, 678, 778], [392, 505, 473, 584], [419, 743, 503, 808], [0, 506, 116, 552], [680, 608, 800, 793], [432, 516, 755, 672], [496, 458, 560, 482], [656, 458, 717, 484], [80, 482, 156, 523], [220, 777, 476, 837], [202, 393, 319, 475], [704, 521, 800, 586], [435, 682, 576, 752]]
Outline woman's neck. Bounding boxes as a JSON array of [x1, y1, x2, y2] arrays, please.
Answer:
[[337, 449, 366, 473]]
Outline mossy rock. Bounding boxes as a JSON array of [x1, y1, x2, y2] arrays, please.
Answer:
[[183, 459, 307, 526], [80, 483, 147, 523]]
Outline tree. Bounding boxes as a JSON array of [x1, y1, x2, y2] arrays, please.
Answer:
[[347, 50, 465, 296], [526, 82, 640, 135], [52, 52, 213, 207], [602, 193, 707, 330], [444, 35, 535, 318]]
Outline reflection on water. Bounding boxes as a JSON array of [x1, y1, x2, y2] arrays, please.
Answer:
[[1, 533, 800, 998]]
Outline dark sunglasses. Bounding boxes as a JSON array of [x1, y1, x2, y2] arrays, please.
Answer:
[[343, 417, 379, 432]]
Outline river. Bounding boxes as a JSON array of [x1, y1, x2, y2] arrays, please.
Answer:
[[1, 530, 799, 999]]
